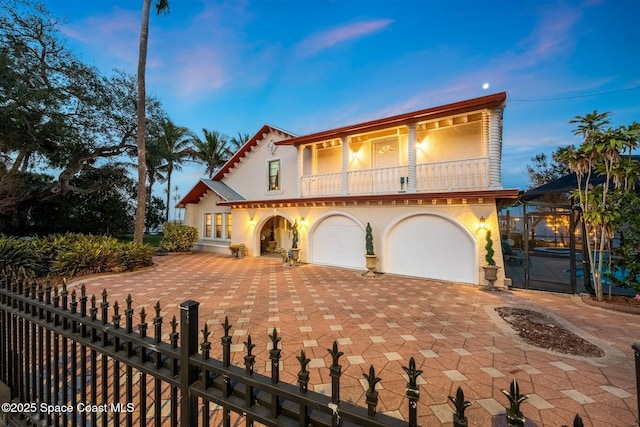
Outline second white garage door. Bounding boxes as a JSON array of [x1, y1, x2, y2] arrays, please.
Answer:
[[311, 215, 364, 270], [384, 214, 476, 284]]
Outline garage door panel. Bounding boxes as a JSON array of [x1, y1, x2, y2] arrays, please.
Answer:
[[386, 215, 475, 284], [313, 216, 363, 269]]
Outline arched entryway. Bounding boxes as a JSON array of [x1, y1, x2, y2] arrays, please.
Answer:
[[383, 213, 476, 284], [257, 215, 294, 255]]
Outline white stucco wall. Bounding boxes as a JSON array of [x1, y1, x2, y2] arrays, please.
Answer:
[[218, 201, 505, 286], [418, 122, 482, 163], [181, 105, 507, 285], [220, 130, 298, 200], [185, 191, 233, 254]]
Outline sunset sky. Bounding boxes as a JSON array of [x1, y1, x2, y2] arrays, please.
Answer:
[[43, 0, 640, 209]]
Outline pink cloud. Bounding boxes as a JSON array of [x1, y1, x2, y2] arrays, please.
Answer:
[[296, 19, 394, 56], [60, 9, 141, 67], [519, 5, 581, 61], [171, 46, 228, 97]]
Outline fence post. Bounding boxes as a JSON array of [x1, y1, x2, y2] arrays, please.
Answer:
[[328, 340, 343, 427], [269, 328, 282, 418], [404, 357, 422, 426], [632, 343, 640, 426], [180, 300, 199, 427]]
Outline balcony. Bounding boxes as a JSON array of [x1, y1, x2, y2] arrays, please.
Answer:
[[300, 157, 489, 197]]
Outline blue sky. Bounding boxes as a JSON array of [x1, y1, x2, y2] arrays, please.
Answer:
[[44, 0, 639, 210]]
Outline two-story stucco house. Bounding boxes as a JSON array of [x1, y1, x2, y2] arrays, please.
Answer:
[[178, 92, 519, 286]]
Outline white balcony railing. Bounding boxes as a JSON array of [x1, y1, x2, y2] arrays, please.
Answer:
[[349, 166, 409, 195], [300, 157, 489, 197], [416, 157, 489, 191], [301, 172, 342, 196]]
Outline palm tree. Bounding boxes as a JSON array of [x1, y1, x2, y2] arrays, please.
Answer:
[[134, 0, 170, 243], [229, 132, 250, 154], [570, 110, 610, 139], [190, 129, 231, 179], [145, 137, 167, 219], [156, 118, 192, 222]]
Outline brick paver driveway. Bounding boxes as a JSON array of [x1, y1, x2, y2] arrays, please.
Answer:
[[73, 253, 639, 426]]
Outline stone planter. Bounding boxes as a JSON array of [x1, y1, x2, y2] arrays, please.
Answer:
[[365, 254, 377, 277], [482, 265, 500, 289], [290, 248, 300, 264]]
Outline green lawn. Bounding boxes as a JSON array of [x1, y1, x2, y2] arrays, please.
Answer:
[[120, 233, 163, 247]]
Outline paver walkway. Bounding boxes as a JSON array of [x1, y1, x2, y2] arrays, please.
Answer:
[[73, 253, 640, 426]]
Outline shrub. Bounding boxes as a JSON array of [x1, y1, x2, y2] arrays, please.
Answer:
[[0, 235, 38, 277], [32, 233, 84, 274], [1, 233, 155, 279], [51, 235, 121, 277], [485, 230, 496, 266], [160, 222, 198, 253], [365, 222, 375, 256], [115, 242, 154, 271]]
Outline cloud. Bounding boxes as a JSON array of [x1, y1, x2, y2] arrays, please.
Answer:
[[295, 19, 393, 57], [171, 46, 228, 97], [60, 8, 140, 68], [519, 5, 581, 61]]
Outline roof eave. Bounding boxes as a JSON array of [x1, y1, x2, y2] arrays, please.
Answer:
[[212, 124, 296, 180], [217, 188, 519, 207], [276, 92, 507, 147]]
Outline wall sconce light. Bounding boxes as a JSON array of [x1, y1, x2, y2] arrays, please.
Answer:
[[350, 150, 359, 161], [299, 217, 306, 225], [249, 217, 256, 227], [479, 216, 486, 229], [417, 140, 427, 151]]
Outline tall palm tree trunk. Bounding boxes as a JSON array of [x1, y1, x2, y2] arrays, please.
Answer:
[[165, 163, 172, 222], [134, 0, 151, 243]]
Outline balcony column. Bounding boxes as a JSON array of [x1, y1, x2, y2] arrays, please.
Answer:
[[407, 123, 417, 193], [341, 136, 349, 195], [296, 145, 303, 197], [487, 108, 503, 189]]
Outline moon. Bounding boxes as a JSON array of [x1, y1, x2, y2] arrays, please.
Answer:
[[482, 83, 490, 90]]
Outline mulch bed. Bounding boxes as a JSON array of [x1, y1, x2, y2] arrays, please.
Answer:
[[496, 307, 605, 357]]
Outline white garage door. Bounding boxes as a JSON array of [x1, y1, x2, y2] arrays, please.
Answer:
[[386, 215, 476, 284], [312, 216, 364, 270]]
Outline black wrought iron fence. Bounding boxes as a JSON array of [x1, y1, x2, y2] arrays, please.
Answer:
[[0, 266, 595, 427]]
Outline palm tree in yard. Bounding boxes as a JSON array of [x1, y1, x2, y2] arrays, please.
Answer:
[[134, 0, 170, 243], [145, 137, 166, 212], [229, 132, 250, 154], [156, 118, 192, 222], [190, 129, 231, 179]]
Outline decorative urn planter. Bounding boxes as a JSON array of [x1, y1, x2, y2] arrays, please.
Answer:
[[290, 220, 300, 264], [482, 265, 500, 287], [290, 248, 300, 263], [365, 254, 377, 277], [482, 229, 500, 289], [364, 222, 377, 277]]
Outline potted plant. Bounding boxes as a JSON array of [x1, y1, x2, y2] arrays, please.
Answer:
[[364, 222, 377, 276], [290, 220, 300, 263], [228, 243, 247, 259], [482, 230, 500, 288]]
